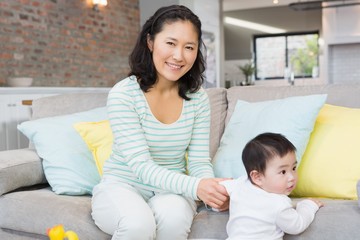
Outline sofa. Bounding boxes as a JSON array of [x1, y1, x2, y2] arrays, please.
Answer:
[[1, 83, 360, 240]]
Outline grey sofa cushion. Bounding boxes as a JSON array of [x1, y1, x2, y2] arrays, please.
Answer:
[[188, 199, 360, 240], [0, 188, 110, 240], [0, 149, 46, 196], [188, 205, 228, 239], [358, 180, 360, 208], [285, 199, 360, 240], [0, 228, 47, 240]]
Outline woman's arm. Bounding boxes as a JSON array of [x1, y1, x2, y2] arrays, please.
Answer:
[[187, 88, 214, 178], [187, 89, 229, 209]]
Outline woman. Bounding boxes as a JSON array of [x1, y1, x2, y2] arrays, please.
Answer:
[[91, 5, 229, 240]]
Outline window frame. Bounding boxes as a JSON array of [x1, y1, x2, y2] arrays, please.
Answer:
[[253, 30, 320, 80]]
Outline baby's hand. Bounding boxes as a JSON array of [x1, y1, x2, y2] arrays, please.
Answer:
[[308, 198, 324, 208]]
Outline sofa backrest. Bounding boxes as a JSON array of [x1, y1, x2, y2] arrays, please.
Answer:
[[30, 89, 228, 160], [205, 88, 228, 159], [225, 83, 360, 125], [30, 83, 360, 161], [207, 83, 360, 161], [31, 93, 109, 120]]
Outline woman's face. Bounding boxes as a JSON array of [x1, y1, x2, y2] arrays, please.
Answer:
[[147, 20, 199, 84]]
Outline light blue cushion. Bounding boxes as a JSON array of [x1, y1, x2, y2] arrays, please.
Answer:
[[18, 107, 107, 195], [213, 94, 327, 178]]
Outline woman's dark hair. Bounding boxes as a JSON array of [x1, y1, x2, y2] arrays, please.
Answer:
[[242, 133, 296, 183], [128, 5, 206, 100]]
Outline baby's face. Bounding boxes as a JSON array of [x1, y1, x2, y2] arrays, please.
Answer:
[[260, 152, 298, 195]]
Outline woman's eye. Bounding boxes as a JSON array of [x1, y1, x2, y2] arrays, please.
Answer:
[[167, 42, 175, 46], [280, 170, 286, 175], [293, 166, 297, 171], [186, 46, 194, 50]]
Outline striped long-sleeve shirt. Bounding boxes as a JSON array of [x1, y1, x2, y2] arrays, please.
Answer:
[[102, 76, 214, 200]]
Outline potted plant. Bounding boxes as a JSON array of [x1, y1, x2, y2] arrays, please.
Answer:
[[238, 62, 256, 86]]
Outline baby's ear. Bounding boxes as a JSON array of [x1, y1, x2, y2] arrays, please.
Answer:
[[249, 170, 263, 186]]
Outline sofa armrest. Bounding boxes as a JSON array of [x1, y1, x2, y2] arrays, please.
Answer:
[[358, 180, 360, 208], [0, 148, 46, 196]]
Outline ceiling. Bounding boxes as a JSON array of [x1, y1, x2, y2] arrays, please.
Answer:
[[223, 0, 360, 11], [223, 0, 295, 11]]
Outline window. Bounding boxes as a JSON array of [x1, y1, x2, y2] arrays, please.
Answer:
[[254, 31, 319, 80]]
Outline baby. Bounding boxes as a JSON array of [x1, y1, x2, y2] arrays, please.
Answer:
[[221, 132, 323, 240]]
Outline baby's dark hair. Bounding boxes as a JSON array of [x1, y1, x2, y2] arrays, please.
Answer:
[[242, 133, 296, 182], [128, 5, 206, 100]]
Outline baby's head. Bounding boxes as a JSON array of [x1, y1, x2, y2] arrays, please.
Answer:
[[242, 132, 298, 195]]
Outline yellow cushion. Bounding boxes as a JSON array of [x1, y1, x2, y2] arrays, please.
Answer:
[[73, 120, 113, 176], [291, 104, 360, 200]]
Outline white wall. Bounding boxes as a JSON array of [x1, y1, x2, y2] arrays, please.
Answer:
[[322, 4, 360, 44], [139, 0, 178, 26], [191, 0, 222, 88], [322, 4, 360, 84]]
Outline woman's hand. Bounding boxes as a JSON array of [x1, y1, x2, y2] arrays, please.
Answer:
[[217, 197, 230, 212], [197, 178, 230, 211]]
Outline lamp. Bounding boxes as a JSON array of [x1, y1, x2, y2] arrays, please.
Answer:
[[92, 0, 107, 12], [224, 17, 286, 34]]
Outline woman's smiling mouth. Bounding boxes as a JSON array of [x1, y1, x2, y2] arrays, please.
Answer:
[[167, 62, 182, 69]]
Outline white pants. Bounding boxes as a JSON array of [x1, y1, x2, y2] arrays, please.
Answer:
[[91, 179, 197, 240]]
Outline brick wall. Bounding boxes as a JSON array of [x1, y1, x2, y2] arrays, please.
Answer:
[[0, 0, 139, 87]]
